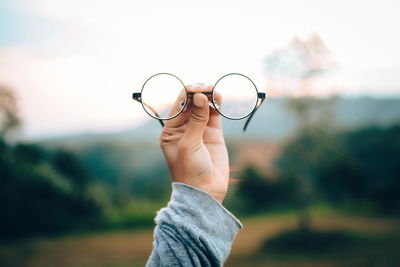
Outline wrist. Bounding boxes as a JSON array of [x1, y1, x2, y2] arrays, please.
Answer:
[[198, 185, 226, 203], [172, 180, 226, 203]]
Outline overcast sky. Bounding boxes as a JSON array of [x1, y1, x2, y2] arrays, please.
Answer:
[[0, 0, 399, 139]]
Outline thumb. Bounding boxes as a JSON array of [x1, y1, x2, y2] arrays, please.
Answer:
[[182, 93, 210, 144]]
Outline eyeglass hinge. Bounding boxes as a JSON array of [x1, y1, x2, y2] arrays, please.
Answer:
[[132, 93, 142, 102]]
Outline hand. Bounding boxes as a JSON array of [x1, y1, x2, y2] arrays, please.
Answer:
[[160, 84, 229, 203]]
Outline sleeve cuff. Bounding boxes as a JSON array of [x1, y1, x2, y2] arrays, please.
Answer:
[[155, 182, 242, 261]]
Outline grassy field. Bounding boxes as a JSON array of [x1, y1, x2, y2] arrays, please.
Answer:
[[1, 210, 399, 267]]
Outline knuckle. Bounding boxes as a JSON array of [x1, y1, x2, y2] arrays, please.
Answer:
[[159, 135, 167, 147], [191, 111, 207, 123], [160, 129, 174, 146], [159, 130, 169, 143], [160, 125, 187, 147]]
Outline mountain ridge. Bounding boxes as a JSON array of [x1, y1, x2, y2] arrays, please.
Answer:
[[37, 96, 400, 146]]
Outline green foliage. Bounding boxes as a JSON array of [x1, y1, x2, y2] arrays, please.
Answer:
[[0, 141, 102, 242], [75, 142, 170, 202], [235, 166, 295, 214], [52, 149, 90, 191], [277, 124, 400, 214], [277, 127, 343, 198], [103, 201, 163, 230], [2, 120, 399, 243], [236, 124, 400, 216], [0, 139, 171, 242], [321, 125, 400, 213], [14, 143, 47, 164]]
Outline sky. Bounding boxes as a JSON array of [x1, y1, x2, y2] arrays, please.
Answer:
[[0, 0, 399, 139]]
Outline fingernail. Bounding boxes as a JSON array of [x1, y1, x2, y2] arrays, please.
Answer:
[[193, 93, 204, 108]]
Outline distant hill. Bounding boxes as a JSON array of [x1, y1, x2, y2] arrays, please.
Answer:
[[39, 97, 400, 146], [35, 96, 400, 198]]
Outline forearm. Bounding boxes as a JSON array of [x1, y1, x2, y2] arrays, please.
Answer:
[[146, 183, 242, 267]]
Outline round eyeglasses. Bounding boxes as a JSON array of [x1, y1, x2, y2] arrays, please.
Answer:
[[132, 73, 266, 131]]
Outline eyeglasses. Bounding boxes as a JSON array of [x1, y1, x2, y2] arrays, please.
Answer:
[[132, 73, 266, 131]]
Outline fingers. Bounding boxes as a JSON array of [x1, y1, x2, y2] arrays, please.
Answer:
[[187, 83, 222, 130], [168, 89, 186, 117], [208, 91, 222, 129], [164, 89, 189, 128], [163, 83, 222, 132], [181, 92, 210, 145]]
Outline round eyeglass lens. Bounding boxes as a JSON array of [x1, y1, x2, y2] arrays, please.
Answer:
[[213, 74, 258, 119], [141, 73, 186, 120]]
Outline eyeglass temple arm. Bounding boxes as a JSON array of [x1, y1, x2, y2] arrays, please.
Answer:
[[243, 92, 266, 131], [132, 93, 164, 127]]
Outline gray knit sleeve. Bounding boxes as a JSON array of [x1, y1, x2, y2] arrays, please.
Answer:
[[146, 182, 242, 267]]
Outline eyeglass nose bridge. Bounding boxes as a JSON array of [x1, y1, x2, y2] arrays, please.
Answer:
[[185, 91, 220, 110]]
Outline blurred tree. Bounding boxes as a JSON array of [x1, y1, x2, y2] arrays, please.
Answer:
[[0, 144, 103, 241], [236, 166, 297, 214], [77, 142, 170, 203], [0, 86, 163, 241], [52, 150, 90, 193], [265, 34, 337, 231], [0, 85, 21, 141], [265, 34, 335, 89], [276, 126, 343, 230], [277, 124, 400, 216], [237, 166, 276, 213], [320, 125, 400, 213], [14, 143, 47, 165]]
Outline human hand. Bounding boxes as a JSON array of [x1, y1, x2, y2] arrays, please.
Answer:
[[160, 84, 229, 203]]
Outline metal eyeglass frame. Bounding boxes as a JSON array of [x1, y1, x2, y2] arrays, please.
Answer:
[[132, 73, 266, 131]]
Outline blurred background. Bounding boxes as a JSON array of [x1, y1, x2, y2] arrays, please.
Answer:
[[1, 0, 400, 266]]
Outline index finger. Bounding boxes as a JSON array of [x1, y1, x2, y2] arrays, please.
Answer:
[[163, 88, 188, 128]]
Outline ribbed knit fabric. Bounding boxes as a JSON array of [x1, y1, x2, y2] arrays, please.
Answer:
[[146, 182, 242, 267]]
